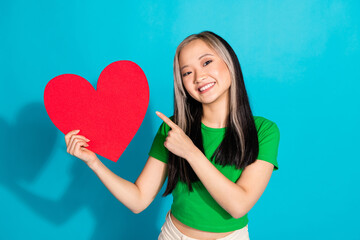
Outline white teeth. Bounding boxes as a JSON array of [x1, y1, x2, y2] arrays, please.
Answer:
[[199, 83, 215, 92]]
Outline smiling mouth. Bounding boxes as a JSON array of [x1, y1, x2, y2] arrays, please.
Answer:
[[198, 82, 215, 93]]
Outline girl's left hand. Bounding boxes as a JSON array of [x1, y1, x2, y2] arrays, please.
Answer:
[[155, 111, 198, 160]]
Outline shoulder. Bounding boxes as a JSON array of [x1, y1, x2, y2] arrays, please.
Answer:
[[253, 116, 281, 170], [253, 116, 280, 138], [253, 116, 278, 129]]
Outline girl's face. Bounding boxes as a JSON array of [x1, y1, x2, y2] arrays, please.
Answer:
[[179, 39, 231, 106]]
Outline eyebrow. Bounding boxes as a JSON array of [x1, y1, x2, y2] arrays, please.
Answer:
[[180, 53, 214, 71]]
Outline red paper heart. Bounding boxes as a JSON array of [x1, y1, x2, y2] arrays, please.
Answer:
[[44, 60, 149, 162]]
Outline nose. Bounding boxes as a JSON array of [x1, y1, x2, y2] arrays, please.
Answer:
[[195, 74, 207, 84]]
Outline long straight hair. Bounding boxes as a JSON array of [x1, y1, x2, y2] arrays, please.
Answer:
[[163, 31, 259, 196]]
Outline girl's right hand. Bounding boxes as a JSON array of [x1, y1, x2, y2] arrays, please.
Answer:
[[65, 130, 98, 166]]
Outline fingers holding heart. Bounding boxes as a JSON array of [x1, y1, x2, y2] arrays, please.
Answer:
[[65, 130, 90, 155], [69, 137, 89, 155]]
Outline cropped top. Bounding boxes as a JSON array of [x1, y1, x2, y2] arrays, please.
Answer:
[[148, 116, 280, 232]]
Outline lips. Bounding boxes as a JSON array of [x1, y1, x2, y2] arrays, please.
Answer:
[[198, 82, 216, 92]]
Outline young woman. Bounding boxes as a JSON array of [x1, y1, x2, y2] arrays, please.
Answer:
[[65, 31, 280, 240]]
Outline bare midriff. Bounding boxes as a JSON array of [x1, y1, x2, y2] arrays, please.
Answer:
[[170, 212, 234, 240]]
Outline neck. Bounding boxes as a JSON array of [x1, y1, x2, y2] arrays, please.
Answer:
[[201, 94, 229, 129]]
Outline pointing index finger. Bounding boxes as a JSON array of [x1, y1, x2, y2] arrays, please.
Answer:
[[155, 111, 178, 129]]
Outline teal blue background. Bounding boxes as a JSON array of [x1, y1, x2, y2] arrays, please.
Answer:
[[1, 0, 359, 239]]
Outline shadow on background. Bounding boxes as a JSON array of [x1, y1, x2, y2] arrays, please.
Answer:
[[0, 102, 165, 239]]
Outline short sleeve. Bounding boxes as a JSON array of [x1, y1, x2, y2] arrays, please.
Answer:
[[148, 116, 173, 163], [256, 118, 280, 171]]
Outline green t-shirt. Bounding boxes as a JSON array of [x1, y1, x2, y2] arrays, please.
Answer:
[[148, 116, 280, 232]]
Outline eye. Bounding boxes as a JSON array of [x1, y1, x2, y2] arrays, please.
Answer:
[[203, 60, 213, 66], [182, 71, 191, 77]]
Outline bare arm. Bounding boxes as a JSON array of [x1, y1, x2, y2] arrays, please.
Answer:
[[186, 149, 273, 219], [65, 129, 167, 214], [88, 156, 167, 213]]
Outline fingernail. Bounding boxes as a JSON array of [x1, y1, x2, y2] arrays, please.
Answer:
[[155, 111, 159, 115], [86, 139, 90, 142]]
